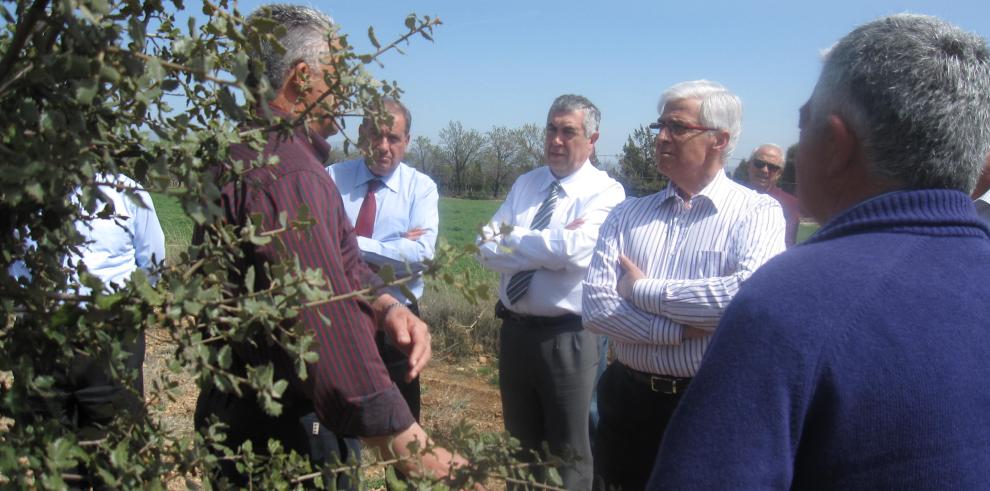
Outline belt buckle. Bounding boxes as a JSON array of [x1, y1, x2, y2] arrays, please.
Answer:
[[650, 376, 677, 395], [495, 301, 513, 321]]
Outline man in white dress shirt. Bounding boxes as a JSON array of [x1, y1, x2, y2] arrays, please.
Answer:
[[478, 94, 625, 490], [582, 80, 785, 490]]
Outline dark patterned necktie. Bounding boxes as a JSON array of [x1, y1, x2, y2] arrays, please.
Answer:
[[505, 181, 561, 305], [354, 179, 382, 238]]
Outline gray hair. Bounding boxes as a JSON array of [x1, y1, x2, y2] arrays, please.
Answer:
[[810, 14, 990, 191], [246, 4, 335, 91], [751, 143, 784, 160], [547, 94, 601, 137], [658, 80, 743, 160]]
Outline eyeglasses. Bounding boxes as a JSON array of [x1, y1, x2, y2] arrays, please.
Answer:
[[648, 119, 719, 138], [751, 159, 782, 172]]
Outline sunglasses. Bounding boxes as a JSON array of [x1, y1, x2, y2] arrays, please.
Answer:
[[751, 159, 782, 172]]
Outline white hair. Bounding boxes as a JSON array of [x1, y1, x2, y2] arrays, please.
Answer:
[[658, 80, 742, 160]]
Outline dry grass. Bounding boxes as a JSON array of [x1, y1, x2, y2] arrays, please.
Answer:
[[419, 281, 501, 360], [144, 329, 198, 441]]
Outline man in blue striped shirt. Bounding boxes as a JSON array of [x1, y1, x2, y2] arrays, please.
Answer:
[[582, 80, 786, 490], [650, 15, 990, 489]]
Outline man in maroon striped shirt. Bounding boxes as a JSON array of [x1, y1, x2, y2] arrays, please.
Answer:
[[193, 5, 461, 486]]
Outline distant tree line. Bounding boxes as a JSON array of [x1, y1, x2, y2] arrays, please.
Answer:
[[334, 118, 808, 201]]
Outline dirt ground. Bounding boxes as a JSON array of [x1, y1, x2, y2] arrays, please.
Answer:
[[144, 329, 504, 489], [420, 356, 503, 434]]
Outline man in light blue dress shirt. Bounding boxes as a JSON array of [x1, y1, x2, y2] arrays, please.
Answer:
[[328, 99, 439, 312], [326, 99, 439, 484], [11, 173, 165, 443], [68, 174, 166, 429]]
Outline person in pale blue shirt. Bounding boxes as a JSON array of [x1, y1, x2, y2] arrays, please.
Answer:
[[326, 98, 438, 486], [72, 174, 165, 425], [70, 174, 166, 293], [9, 173, 165, 289], [12, 173, 165, 445]]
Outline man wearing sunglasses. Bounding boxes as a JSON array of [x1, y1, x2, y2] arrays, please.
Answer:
[[582, 80, 786, 490], [747, 144, 800, 247]]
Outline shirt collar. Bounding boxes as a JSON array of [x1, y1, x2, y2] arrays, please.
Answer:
[[657, 170, 733, 211], [548, 160, 595, 196], [354, 160, 403, 192], [977, 187, 990, 206]]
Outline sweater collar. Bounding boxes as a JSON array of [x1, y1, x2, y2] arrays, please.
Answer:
[[807, 189, 990, 244]]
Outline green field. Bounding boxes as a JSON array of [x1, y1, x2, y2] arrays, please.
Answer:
[[797, 221, 819, 243], [438, 197, 501, 247], [437, 197, 500, 280], [150, 193, 501, 270], [152, 192, 818, 264], [151, 192, 193, 264]]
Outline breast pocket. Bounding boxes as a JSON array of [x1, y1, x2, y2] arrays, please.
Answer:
[[685, 250, 724, 279]]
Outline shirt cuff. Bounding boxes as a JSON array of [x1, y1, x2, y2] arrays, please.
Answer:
[[502, 226, 525, 249], [357, 236, 383, 255], [632, 278, 666, 314], [320, 384, 416, 437], [650, 315, 683, 346]]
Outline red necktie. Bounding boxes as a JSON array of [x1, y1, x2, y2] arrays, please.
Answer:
[[354, 179, 382, 238]]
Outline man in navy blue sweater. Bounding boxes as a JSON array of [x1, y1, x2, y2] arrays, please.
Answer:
[[648, 14, 990, 490]]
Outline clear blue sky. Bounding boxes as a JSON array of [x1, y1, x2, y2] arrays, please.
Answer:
[[230, 0, 990, 171]]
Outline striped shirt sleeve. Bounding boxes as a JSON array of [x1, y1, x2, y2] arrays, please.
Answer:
[[582, 201, 685, 346]]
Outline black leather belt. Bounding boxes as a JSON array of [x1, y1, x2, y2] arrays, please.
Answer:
[[618, 362, 691, 395], [494, 301, 581, 328]]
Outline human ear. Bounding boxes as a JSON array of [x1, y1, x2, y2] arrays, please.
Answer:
[[285, 61, 310, 97], [823, 114, 859, 177], [711, 130, 729, 151]]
